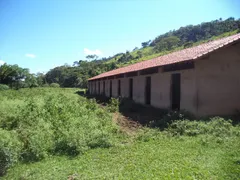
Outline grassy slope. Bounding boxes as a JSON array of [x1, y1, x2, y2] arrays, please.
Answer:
[[105, 30, 239, 68], [1, 88, 240, 180], [4, 135, 240, 179]]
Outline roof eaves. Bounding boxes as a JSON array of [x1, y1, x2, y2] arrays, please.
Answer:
[[192, 37, 240, 60]]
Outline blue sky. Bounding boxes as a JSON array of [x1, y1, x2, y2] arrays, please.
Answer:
[[0, 0, 240, 73]]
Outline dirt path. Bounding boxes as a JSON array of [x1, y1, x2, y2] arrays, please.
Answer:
[[113, 112, 142, 135]]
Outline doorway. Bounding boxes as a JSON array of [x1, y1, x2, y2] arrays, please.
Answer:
[[118, 80, 121, 97], [103, 81, 105, 96], [110, 80, 112, 97], [98, 81, 100, 94], [171, 73, 181, 110], [129, 78, 133, 99], [94, 82, 97, 94], [145, 76, 151, 105]]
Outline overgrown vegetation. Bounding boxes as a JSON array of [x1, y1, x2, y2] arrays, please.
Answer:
[[1, 89, 240, 179], [0, 84, 10, 90], [0, 88, 121, 176]]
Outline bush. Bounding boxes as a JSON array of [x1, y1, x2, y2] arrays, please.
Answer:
[[149, 110, 194, 129], [107, 98, 119, 112], [21, 93, 117, 157], [49, 83, 60, 88], [0, 84, 10, 91], [0, 88, 122, 175], [0, 129, 22, 176], [13, 99, 54, 161], [42, 84, 49, 87], [167, 117, 240, 138], [76, 89, 86, 95]]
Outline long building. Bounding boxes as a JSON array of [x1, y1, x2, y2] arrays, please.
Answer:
[[88, 33, 240, 116]]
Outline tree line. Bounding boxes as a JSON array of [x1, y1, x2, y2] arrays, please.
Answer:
[[0, 64, 44, 89], [149, 17, 240, 52]]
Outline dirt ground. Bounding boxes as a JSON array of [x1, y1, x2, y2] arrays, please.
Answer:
[[113, 112, 142, 135]]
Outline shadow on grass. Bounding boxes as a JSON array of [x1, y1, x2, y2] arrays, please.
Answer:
[[76, 91, 188, 129], [76, 91, 240, 129], [235, 160, 240, 165]]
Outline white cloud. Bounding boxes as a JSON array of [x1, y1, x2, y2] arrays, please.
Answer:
[[0, 60, 5, 66], [83, 48, 102, 55], [25, 53, 36, 58]]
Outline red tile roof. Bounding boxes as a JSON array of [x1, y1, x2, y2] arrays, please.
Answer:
[[89, 33, 240, 81]]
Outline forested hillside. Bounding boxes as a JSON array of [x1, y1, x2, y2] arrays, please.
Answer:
[[1, 17, 240, 89]]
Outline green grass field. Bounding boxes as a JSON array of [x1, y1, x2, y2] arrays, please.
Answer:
[[1, 88, 240, 179]]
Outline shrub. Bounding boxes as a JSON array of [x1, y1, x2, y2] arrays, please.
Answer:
[[42, 83, 49, 87], [107, 98, 119, 112], [49, 83, 60, 88], [16, 99, 54, 161], [167, 117, 240, 138], [149, 110, 194, 129], [76, 89, 86, 95], [0, 84, 10, 91], [85, 98, 98, 111], [0, 129, 23, 176], [0, 88, 121, 167]]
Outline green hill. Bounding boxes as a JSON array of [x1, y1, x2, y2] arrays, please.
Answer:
[[44, 17, 240, 88]]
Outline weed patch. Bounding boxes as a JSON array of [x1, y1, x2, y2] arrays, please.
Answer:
[[1, 88, 240, 179], [0, 88, 121, 175]]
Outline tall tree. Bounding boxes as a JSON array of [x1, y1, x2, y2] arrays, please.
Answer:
[[86, 54, 98, 61], [0, 64, 30, 88], [141, 40, 151, 48], [154, 36, 180, 52]]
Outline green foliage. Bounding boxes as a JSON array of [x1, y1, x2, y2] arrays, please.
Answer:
[[36, 73, 45, 86], [149, 110, 194, 129], [49, 83, 60, 88], [1, 88, 240, 179], [0, 64, 29, 89], [4, 127, 240, 179], [17, 99, 54, 161], [135, 128, 162, 142], [141, 40, 151, 48], [0, 64, 48, 89], [42, 83, 49, 87], [0, 88, 120, 175], [0, 84, 10, 90], [117, 51, 134, 63], [151, 17, 240, 46], [154, 36, 180, 52], [167, 117, 240, 138], [107, 98, 120, 112], [86, 54, 98, 60], [0, 129, 23, 176], [24, 74, 38, 88], [45, 61, 116, 88]]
